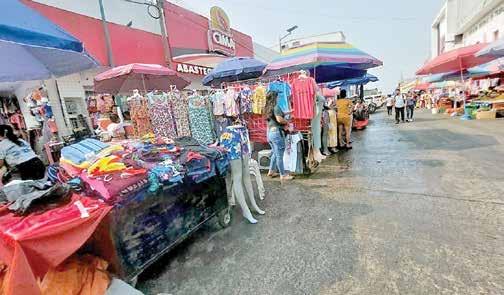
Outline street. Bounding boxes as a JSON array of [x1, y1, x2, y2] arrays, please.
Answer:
[[138, 110, 504, 295]]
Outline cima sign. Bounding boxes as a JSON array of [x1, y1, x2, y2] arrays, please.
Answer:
[[208, 6, 236, 56]]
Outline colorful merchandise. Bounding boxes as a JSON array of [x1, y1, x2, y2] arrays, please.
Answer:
[[251, 85, 267, 114], [268, 81, 291, 113], [148, 93, 177, 139], [129, 96, 152, 137], [188, 95, 215, 144], [219, 125, 250, 161], [210, 91, 226, 116], [169, 92, 192, 137], [224, 89, 239, 117], [291, 76, 317, 119]]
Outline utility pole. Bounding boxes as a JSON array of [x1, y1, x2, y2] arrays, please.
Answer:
[[157, 0, 172, 67], [98, 0, 115, 67]]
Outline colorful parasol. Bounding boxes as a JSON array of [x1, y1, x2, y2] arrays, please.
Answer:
[[94, 63, 190, 93], [416, 43, 494, 75], [263, 42, 383, 83]]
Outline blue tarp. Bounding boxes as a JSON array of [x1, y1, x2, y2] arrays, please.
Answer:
[[0, 0, 98, 82], [328, 73, 378, 88], [203, 57, 266, 86]]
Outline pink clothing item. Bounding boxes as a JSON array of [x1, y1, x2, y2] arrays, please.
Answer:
[[322, 87, 339, 98], [81, 170, 148, 201], [291, 77, 317, 119], [224, 89, 239, 117]]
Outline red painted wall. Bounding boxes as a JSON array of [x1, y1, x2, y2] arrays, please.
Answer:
[[22, 0, 165, 66], [21, 0, 254, 68]]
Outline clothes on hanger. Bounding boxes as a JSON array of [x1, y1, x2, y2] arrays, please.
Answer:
[[267, 80, 291, 113], [251, 85, 267, 114], [283, 132, 303, 172], [188, 95, 215, 144], [239, 87, 253, 114], [291, 76, 317, 119], [169, 91, 192, 137], [224, 88, 239, 117], [128, 94, 151, 137], [311, 94, 325, 151], [210, 91, 226, 116], [147, 91, 177, 140]]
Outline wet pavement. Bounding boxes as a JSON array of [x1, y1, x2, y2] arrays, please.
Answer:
[[138, 110, 504, 295]]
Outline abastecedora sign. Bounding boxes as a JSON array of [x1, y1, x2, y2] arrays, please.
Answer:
[[176, 63, 212, 76], [208, 6, 236, 56]]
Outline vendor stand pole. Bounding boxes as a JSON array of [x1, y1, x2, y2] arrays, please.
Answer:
[[460, 58, 472, 120], [141, 74, 147, 93], [98, 0, 114, 67]]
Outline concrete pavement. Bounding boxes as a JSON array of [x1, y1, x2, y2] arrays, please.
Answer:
[[138, 110, 504, 295]]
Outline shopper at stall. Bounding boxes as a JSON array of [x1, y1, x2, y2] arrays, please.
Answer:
[[0, 124, 45, 180], [394, 89, 405, 124], [336, 90, 353, 149], [265, 91, 293, 181]]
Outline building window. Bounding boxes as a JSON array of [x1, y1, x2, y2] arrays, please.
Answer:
[[495, 30, 499, 41]]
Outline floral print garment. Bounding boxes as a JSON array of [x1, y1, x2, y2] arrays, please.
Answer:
[[129, 97, 152, 137], [148, 94, 177, 139], [188, 95, 215, 144], [219, 126, 250, 161], [169, 92, 192, 137]]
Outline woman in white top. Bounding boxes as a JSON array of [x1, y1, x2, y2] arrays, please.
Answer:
[[0, 125, 45, 180]]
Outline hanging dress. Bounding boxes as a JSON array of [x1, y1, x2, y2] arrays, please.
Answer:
[[169, 92, 192, 137], [129, 97, 152, 137], [291, 76, 317, 119], [148, 94, 177, 139], [188, 95, 215, 144]]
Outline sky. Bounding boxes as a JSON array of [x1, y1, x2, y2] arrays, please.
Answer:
[[171, 0, 442, 93]]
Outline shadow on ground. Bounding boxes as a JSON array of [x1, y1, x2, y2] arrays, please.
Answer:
[[137, 182, 372, 295]]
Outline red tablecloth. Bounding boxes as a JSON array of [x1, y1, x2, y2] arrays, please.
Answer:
[[0, 194, 111, 295]]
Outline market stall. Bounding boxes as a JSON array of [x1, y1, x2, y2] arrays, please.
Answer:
[[256, 42, 383, 172]]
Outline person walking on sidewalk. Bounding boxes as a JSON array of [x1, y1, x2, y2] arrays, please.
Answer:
[[406, 93, 417, 122], [386, 94, 394, 116], [394, 89, 405, 124]]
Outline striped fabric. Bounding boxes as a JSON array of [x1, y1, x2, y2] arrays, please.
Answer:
[[265, 42, 383, 72]]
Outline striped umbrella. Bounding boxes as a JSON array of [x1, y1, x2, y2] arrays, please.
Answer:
[[263, 42, 383, 83]]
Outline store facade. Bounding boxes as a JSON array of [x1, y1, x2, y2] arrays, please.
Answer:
[[14, 0, 256, 136]]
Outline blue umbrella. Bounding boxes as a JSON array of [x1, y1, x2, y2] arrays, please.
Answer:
[[328, 73, 378, 88], [203, 57, 266, 86], [0, 0, 98, 82], [476, 38, 504, 58]]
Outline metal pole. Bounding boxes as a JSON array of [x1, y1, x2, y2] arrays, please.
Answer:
[[279, 36, 282, 53], [157, 0, 172, 67], [98, 0, 114, 67]]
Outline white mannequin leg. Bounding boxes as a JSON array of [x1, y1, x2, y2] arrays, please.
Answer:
[[248, 158, 265, 200], [225, 172, 236, 206], [241, 154, 265, 215], [230, 158, 257, 224]]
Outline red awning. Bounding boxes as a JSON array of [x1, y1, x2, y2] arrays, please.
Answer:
[[416, 44, 495, 75]]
